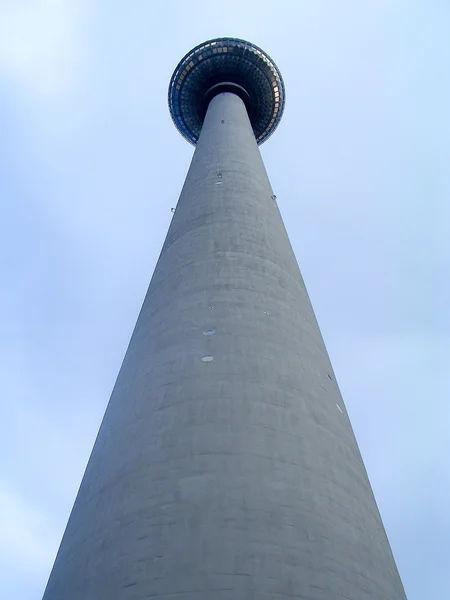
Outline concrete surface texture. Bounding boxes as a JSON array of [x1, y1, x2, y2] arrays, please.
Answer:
[[42, 92, 407, 599]]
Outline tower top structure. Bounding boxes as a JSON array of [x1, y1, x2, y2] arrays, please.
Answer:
[[168, 37, 285, 145]]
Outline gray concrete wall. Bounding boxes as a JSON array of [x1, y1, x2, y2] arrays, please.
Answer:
[[42, 92, 407, 600]]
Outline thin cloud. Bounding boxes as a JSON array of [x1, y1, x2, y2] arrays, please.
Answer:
[[0, 0, 87, 101], [0, 484, 57, 574]]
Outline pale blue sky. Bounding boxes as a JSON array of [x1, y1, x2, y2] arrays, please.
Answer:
[[1, 1, 449, 598]]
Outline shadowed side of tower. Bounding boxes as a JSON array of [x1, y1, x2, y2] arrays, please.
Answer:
[[42, 38, 407, 600]]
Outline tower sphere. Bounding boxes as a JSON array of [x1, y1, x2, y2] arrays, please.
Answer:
[[168, 37, 285, 145]]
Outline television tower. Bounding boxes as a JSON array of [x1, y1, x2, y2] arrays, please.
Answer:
[[42, 38, 407, 599]]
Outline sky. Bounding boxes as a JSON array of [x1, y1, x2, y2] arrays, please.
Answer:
[[0, 1, 449, 598]]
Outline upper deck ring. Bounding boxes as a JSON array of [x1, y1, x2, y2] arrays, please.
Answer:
[[168, 37, 285, 146]]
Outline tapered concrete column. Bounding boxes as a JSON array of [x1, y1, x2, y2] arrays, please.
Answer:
[[43, 90, 406, 599]]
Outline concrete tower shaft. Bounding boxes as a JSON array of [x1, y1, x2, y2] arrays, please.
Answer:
[[42, 38, 407, 600]]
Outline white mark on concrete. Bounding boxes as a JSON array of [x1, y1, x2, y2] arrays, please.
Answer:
[[336, 403, 343, 413], [201, 356, 214, 363]]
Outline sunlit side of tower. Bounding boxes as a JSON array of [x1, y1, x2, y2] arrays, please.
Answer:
[[42, 38, 407, 600]]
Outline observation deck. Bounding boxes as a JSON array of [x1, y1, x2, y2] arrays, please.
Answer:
[[168, 37, 285, 145]]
